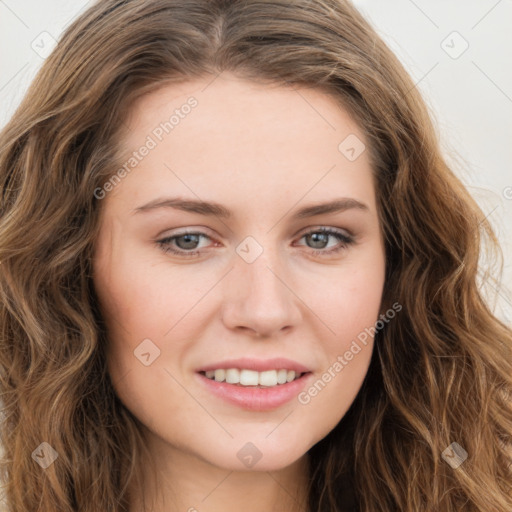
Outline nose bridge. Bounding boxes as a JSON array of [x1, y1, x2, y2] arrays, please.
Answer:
[[221, 235, 302, 336], [238, 239, 289, 307], [243, 250, 284, 301]]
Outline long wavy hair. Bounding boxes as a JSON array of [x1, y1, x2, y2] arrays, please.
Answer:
[[1, 0, 511, 510]]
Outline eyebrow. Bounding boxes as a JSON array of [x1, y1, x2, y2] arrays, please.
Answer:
[[132, 196, 369, 219]]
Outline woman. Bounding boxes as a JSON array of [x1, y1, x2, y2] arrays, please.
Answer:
[[0, 1, 511, 511]]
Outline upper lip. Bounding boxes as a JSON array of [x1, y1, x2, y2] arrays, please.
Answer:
[[196, 357, 311, 373]]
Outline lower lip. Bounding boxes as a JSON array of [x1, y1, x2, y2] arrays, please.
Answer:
[[196, 372, 313, 411]]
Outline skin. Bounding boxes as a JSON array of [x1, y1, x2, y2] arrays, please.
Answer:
[[92, 72, 386, 512]]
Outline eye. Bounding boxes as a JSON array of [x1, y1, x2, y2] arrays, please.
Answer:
[[157, 231, 212, 258], [156, 227, 354, 258], [294, 227, 354, 256]]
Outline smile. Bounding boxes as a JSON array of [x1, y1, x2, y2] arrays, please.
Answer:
[[200, 368, 305, 387], [196, 370, 312, 411]]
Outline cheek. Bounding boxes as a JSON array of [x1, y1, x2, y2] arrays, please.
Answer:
[[93, 247, 212, 384], [302, 250, 385, 344], [94, 242, 187, 336], [296, 287, 381, 440], [294, 250, 384, 416]]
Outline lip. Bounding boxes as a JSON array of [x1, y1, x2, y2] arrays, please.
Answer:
[[196, 371, 313, 411], [196, 357, 311, 373]]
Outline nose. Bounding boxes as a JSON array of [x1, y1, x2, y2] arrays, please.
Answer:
[[221, 247, 302, 339]]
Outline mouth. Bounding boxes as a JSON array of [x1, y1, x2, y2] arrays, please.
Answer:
[[198, 368, 308, 388], [195, 365, 313, 411]]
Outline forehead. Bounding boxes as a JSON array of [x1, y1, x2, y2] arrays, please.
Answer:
[[107, 73, 376, 216], [123, 74, 362, 147]]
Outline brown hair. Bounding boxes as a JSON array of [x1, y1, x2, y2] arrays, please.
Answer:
[[1, 0, 511, 510]]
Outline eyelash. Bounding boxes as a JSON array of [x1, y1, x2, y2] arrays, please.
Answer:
[[156, 227, 354, 258]]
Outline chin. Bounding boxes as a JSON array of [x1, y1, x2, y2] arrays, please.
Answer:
[[199, 437, 311, 473]]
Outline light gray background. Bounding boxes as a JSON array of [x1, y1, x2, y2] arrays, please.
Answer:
[[0, 0, 511, 323]]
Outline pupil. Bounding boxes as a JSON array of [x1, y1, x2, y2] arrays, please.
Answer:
[[177, 234, 199, 250], [308, 232, 328, 249]]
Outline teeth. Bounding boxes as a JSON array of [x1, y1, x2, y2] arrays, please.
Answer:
[[225, 368, 240, 384], [240, 369, 259, 386], [203, 368, 303, 387], [259, 370, 277, 386], [277, 369, 287, 384], [214, 369, 225, 382]]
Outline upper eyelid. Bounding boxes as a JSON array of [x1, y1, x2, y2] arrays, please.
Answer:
[[158, 225, 352, 239]]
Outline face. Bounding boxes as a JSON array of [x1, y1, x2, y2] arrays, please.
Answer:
[[92, 72, 386, 473]]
